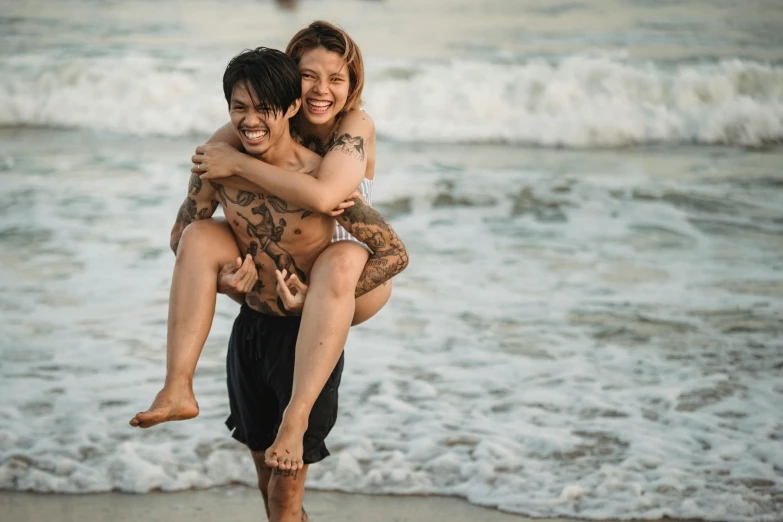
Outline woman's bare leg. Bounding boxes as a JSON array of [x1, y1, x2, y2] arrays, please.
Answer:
[[130, 218, 240, 428], [265, 241, 374, 469], [352, 279, 392, 326]]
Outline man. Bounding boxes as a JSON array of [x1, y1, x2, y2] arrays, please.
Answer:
[[172, 48, 407, 522]]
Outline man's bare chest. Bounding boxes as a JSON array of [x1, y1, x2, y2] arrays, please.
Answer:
[[211, 182, 330, 250]]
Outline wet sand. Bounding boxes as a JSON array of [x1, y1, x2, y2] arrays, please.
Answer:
[[2, 488, 564, 522], [0, 487, 707, 522]]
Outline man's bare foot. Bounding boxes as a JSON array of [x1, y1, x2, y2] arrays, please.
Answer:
[[265, 413, 308, 471], [128, 385, 199, 428]]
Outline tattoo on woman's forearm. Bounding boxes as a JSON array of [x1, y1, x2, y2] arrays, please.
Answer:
[[337, 200, 409, 296]]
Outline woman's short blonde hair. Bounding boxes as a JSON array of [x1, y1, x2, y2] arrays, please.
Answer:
[[286, 21, 364, 112]]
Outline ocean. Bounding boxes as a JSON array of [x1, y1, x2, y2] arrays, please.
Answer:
[[1, 0, 782, 520]]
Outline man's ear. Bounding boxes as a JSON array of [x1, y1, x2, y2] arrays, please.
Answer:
[[286, 99, 301, 119]]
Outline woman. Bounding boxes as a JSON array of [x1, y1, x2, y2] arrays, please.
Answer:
[[131, 22, 405, 472]]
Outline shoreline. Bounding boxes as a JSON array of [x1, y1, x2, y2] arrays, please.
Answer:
[[0, 488, 707, 522], [0, 488, 540, 522]]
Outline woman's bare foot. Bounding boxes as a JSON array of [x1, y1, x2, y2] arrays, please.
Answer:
[[129, 384, 199, 428], [265, 412, 308, 470]]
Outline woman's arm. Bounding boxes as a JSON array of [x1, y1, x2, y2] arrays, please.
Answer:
[[206, 121, 245, 151], [336, 198, 409, 297], [195, 111, 374, 215], [276, 197, 408, 311]]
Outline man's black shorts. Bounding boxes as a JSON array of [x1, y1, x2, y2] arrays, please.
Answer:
[[225, 304, 344, 464]]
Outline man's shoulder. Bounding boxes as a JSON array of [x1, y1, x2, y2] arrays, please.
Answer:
[[295, 144, 323, 176]]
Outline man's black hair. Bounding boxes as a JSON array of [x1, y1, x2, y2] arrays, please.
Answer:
[[223, 47, 301, 115]]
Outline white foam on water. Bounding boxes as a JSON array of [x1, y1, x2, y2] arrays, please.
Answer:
[[1, 53, 782, 147], [366, 57, 783, 147], [0, 53, 227, 136], [0, 138, 782, 520]]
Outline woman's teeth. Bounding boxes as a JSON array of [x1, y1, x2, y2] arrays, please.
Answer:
[[307, 100, 332, 113], [244, 130, 267, 140]]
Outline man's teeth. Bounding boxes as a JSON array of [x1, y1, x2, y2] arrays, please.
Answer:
[[244, 130, 267, 140]]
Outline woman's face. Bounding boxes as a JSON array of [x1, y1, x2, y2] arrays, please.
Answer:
[[297, 47, 351, 126]]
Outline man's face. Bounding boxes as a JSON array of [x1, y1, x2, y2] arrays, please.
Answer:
[[229, 83, 291, 156]]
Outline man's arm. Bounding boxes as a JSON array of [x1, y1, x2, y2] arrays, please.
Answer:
[[336, 199, 409, 297], [170, 173, 220, 254], [197, 111, 373, 214]]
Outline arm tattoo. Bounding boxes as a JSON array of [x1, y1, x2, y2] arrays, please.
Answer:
[[337, 199, 409, 297], [188, 173, 202, 196], [330, 133, 366, 162], [171, 177, 219, 253], [171, 197, 195, 253], [171, 197, 220, 253]]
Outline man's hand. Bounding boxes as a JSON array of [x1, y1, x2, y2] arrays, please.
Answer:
[[218, 255, 258, 296], [328, 190, 361, 217], [275, 269, 309, 312], [192, 142, 246, 180]]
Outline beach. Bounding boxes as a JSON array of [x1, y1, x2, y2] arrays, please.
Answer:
[[2, 488, 709, 522], [2, 489, 548, 522], [1, 0, 782, 520]]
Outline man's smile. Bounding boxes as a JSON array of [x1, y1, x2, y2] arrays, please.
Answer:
[[242, 128, 268, 143]]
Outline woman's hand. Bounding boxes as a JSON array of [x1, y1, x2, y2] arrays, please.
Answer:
[[327, 190, 362, 216], [275, 269, 309, 312], [191, 142, 246, 180]]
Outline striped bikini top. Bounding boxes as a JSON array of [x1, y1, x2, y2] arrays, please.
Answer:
[[356, 177, 373, 206], [332, 177, 374, 243]]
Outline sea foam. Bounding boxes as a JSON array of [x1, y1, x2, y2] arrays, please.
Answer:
[[1, 142, 781, 520], [1, 53, 782, 147]]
